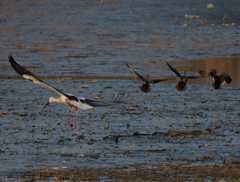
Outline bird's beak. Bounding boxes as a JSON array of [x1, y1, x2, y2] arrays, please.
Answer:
[[43, 102, 50, 109]]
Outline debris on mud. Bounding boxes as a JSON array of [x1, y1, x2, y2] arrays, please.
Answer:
[[16, 162, 240, 181], [81, 85, 89, 88]]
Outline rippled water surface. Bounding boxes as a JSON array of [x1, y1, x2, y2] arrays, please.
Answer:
[[1, 0, 240, 180]]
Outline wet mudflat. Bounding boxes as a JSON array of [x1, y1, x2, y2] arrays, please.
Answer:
[[1, 0, 240, 181]]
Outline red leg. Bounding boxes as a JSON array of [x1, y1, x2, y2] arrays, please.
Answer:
[[67, 107, 74, 126], [74, 109, 79, 129]]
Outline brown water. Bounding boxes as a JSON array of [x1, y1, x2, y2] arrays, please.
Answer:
[[1, 0, 240, 180]]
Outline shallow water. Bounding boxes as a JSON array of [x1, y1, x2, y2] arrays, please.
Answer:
[[1, 0, 240, 180]]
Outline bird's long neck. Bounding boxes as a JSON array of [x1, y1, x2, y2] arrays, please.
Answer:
[[49, 97, 63, 104], [49, 96, 71, 107]]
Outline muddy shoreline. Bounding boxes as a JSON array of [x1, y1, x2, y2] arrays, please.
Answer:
[[13, 162, 240, 181]]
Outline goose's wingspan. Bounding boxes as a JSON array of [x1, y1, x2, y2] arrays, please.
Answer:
[[166, 61, 182, 79], [9, 55, 66, 97], [151, 78, 174, 84], [125, 62, 146, 84], [221, 72, 232, 84], [186, 76, 200, 80]]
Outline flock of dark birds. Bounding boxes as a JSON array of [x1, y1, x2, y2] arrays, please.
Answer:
[[8, 55, 232, 129], [125, 62, 232, 92]]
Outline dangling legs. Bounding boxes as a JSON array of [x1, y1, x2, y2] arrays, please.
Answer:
[[74, 109, 79, 129], [67, 107, 74, 126]]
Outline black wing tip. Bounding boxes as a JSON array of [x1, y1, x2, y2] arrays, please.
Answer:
[[152, 77, 174, 84], [226, 77, 232, 84], [124, 62, 135, 72], [187, 76, 200, 79], [8, 55, 15, 63], [222, 72, 232, 84], [8, 55, 40, 80], [166, 61, 171, 68], [8, 55, 25, 76], [166, 61, 173, 68], [82, 98, 110, 107], [124, 62, 131, 68], [166, 61, 182, 78], [209, 72, 215, 77]]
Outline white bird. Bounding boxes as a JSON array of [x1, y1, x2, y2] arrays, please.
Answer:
[[9, 55, 104, 129]]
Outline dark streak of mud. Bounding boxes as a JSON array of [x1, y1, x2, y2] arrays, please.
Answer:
[[103, 128, 220, 142]]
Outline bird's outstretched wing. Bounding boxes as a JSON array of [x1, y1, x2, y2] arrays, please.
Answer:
[[221, 72, 232, 84], [73, 97, 117, 110], [166, 61, 182, 79], [186, 76, 200, 79], [9, 55, 66, 97], [151, 78, 174, 84], [199, 69, 232, 84], [125, 62, 146, 84]]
